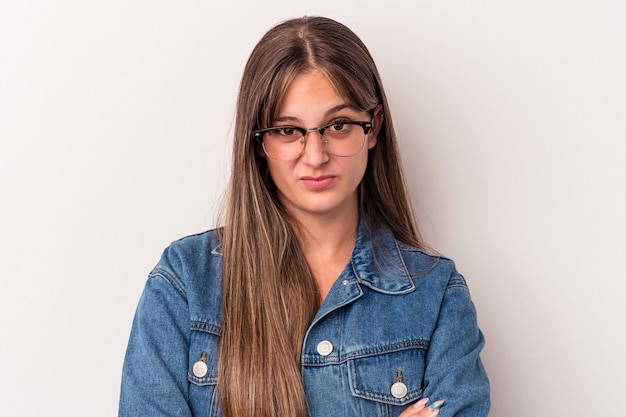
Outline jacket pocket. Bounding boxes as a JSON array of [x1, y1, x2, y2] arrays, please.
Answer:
[[347, 342, 427, 407], [187, 322, 222, 417]]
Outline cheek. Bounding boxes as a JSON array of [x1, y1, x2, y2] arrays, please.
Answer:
[[349, 154, 370, 185], [265, 161, 292, 189]]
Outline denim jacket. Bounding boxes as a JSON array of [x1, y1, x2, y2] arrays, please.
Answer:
[[119, 216, 490, 416]]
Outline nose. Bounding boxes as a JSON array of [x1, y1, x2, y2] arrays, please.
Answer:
[[300, 130, 329, 167]]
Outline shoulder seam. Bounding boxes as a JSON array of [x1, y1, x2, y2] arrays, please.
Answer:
[[447, 275, 468, 289], [149, 266, 187, 298]]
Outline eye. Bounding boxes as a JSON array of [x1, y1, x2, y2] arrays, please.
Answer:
[[328, 122, 348, 132], [275, 127, 298, 137]]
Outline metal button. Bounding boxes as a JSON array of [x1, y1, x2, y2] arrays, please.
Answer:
[[341, 280, 349, 285], [192, 351, 208, 377], [316, 340, 333, 356], [192, 360, 208, 377], [391, 382, 408, 398]]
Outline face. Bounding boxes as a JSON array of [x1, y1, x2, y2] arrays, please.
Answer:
[[263, 70, 379, 220]]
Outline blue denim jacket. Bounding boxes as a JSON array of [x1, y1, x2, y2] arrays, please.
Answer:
[[119, 217, 490, 416]]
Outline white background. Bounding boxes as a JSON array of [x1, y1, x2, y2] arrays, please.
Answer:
[[1, 1, 624, 416]]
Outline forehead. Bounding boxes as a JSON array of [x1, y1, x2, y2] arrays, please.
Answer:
[[275, 70, 356, 120]]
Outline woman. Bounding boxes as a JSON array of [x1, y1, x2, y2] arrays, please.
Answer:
[[119, 16, 490, 417]]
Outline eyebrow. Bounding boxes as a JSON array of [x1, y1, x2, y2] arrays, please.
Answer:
[[273, 104, 356, 123]]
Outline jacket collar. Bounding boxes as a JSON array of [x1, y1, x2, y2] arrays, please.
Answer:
[[212, 214, 415, 294], [350, 213, 415, 294]]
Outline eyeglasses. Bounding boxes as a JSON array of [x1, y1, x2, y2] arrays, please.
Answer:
[[252, 120, 373, 161]]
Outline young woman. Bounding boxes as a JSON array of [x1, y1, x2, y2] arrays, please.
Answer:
[[119, 16, 490, 417]]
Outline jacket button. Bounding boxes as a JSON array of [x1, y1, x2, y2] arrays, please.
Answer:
[[316, 340, 333, 356], [391, 382, 408, 398], [192, 360, 208, 377]]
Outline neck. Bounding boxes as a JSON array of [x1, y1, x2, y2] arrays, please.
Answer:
[[293, 209, 359, 253], [287, 206, 360, 304]]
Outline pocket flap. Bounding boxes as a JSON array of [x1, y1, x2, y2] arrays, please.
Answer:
[[348, 346, 426, 406], [187, 323, 220, 386]]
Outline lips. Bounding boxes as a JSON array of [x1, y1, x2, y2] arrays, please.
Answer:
[[300, 175, 336, 190]]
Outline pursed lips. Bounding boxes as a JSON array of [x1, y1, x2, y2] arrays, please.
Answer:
[[300, 175, 336, 190]]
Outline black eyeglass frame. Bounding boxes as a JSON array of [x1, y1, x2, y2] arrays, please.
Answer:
[[251, 120, 373, 142]]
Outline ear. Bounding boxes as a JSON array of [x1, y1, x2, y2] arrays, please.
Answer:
[[367, 105, 384, 149]]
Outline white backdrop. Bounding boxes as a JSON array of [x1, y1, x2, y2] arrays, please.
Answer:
[[1, 1, 624, 416]]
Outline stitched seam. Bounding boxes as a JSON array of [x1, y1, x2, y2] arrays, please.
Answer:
[[339, 368, 348, 417], [187, 371, 218, 386], [191, 321, 221, 336], [394, 239, 413, 283], [303, 340, 429, 365], [447, 276, 468, 289], [354, 386, 423, 401], [356, 387, 423, 397], [149, 267, 187, 298]]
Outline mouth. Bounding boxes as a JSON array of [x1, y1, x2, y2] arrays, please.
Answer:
[[300, 175, 336, 190]]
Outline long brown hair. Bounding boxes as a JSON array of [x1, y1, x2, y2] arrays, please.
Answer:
[[217, 16, 426, 417]]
